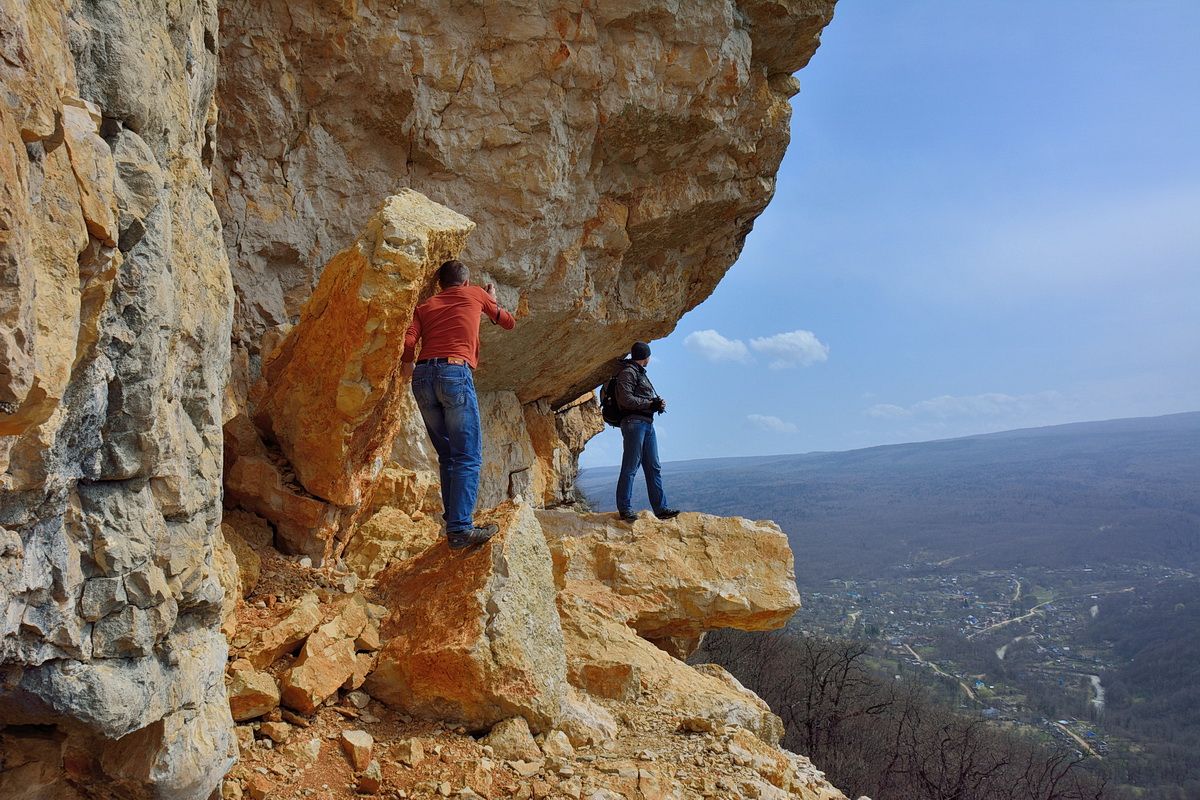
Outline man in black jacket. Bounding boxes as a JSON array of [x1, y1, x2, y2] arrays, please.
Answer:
[[613, 341, 680, 522]]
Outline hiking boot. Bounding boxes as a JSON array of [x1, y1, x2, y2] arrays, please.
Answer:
[[654, 507, 681, 520], [617, 510, 638, 523], [448, 524, 499, 549]]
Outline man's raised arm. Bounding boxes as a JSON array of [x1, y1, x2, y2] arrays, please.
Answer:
[[482, 283, 515, 330]]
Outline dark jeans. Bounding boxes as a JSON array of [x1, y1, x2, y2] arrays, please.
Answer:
[[411, 363, 482, 533], [616, 416, 667, 514]]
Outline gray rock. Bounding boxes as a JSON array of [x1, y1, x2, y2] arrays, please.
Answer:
[[80, 576, 127, 621]]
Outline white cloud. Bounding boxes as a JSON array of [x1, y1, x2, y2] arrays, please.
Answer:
[[866, 403, 910, 419], [748, 330, 830, 369], [684, 329, 751, 363], [747, 414, 799, 434], [866, 390, 1067, 420]]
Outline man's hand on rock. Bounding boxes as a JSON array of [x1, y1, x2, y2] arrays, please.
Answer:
[[484, 282, 497, 300], [400, 361, 415, 382]]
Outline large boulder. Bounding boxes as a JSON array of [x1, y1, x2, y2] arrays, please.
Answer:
[[537, 510, 802, 643], [252, 191, 474, 510], [364, 503, 569, 732], [558, 595, 784, 744]]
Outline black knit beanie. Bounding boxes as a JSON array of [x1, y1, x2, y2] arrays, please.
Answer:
[[630, 341, 651, 360]]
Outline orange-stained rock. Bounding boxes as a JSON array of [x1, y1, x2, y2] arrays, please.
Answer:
[[571, 660, 642, 702], [537, 510, 801, 641], [364, 503, 568, 732], [280, 595, 371, 714], [220, 522, 261, 599], [223, 414, 339, 560], [253, 191, 475, 508], [557, 595, 783, 744], [241, 594, 323, 670], [339, 730, 373, 771], [521, 394, 604, 507], [226, 661, 280, 722], [342, 505, 441, 580]]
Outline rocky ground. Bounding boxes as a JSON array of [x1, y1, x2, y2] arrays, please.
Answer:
[[218, 506, 848, 800]]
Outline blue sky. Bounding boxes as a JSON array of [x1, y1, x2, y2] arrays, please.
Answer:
[[581, 1, 1200, 468]]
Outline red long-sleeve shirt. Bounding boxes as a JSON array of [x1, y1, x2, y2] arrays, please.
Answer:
[[402, 284, 515, 369]]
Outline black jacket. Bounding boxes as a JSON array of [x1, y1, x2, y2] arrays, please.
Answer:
[[613, 360, 658, 422]]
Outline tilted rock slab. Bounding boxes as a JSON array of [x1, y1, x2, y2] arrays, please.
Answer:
[[253, 190, 474, 510], [365, 503, 570, 732], [558, 595, 784, 744], [1, 1, 233, 798], [538, 510, 802, 644]]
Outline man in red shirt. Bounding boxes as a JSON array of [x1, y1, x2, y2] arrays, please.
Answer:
[[401, 259, 515, 548]]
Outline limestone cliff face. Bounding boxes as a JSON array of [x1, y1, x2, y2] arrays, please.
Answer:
[[0, 1, 234, 797], [2, 1, 840, 798], [215, 0, 834, 506]]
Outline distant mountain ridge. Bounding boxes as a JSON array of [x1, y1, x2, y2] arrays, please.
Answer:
[[579, 412, 1200, 581]]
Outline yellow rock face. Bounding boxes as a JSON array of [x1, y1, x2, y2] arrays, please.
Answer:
[[538, 509, 802, 641], [253, 191, 475, 508], [365, 503, 569, 733]]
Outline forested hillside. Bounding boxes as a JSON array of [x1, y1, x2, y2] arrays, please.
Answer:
[[580, 413, 1200, 582]]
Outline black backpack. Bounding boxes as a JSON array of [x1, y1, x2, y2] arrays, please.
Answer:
[[599, 370, 625, 428]]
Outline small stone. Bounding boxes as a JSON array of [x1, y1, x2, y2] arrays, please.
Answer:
[[394, 737, 424, 767], [340, 729, 374, 771], [259, 721, 292, 743], [228, 665, 280, 722], [559, 777, 582, 799], [509, 760, 543, 778], [357, 760, 383, 794], [678, 716, 719, 734], [437, 783, 451, 797], [483, 717, 541, 762], [235, 725, 255, 754], [359, 713, 380, 724], [281, 709, 311, 728], [246, 775, 273, 800], [345, 690, 371, 709], [299, 557, 313, 568], [540, 729, 574, 760]]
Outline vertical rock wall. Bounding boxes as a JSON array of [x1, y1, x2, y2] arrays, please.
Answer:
[[0, 1, 234, 797]]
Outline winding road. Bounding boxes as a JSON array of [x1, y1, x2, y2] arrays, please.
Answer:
[[904, 644, 978, 702]]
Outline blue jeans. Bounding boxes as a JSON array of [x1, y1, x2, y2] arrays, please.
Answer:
[[616, 417, 667, 514], [411, 363, 482, 533]]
